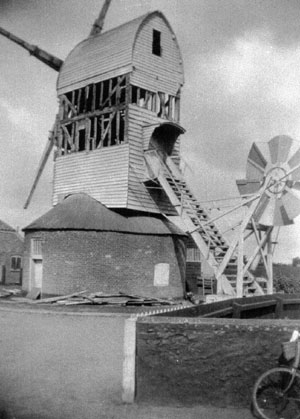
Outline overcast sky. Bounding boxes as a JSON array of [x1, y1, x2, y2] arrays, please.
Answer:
[[0, 0, 300, 263]]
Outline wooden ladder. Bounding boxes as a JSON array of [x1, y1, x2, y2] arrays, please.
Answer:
[[144, 150, 252, 296]]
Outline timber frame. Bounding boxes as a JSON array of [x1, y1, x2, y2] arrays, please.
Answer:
[[56, 74, 181, 157]]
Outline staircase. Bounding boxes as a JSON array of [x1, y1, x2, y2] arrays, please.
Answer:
[[144, 149, 256, 297]]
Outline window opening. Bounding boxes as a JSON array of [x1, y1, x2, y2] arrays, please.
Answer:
[[152, 29, 161, 56], [78, 128, 86, 151], [186, 248, 201, 262], [131, 86, 138, 104], [57, 75, 130, 154], [11, 256, 21, 271], [78, 88, 85, 113], [85, 85, 93, 112], [31, 238, 43, 256]]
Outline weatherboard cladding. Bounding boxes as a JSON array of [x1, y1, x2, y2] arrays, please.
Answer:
[[53, 108, 181, 213], [57, 11, 183, 96], [52, 144, 129, 207], [127, 105, 180, 214], [131, 14, 183, 95], [127, 105, 166, 212], [24, 193, 185, 236]]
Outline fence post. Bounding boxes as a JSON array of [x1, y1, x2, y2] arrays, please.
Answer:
[[122, 316, 137, 403]]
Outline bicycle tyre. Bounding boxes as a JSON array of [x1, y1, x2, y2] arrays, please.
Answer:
[[252, 367, 300, 419]]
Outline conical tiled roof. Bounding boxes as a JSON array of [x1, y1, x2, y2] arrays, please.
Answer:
[[24, 193, 185, 236]]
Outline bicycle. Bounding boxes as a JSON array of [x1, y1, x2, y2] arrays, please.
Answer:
[[252, 330, 300, 419]]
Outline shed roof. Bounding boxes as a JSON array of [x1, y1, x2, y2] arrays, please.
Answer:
[[23, 193, 185, 236], [0, 219, 16, 232], [57, 11, 181, 94]]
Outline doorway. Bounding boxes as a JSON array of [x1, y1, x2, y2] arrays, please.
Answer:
[[32, 259, 43, 290]]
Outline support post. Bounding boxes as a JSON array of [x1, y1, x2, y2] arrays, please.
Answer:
[[267, 232, 273, 294], [122, 317, 137, 403], [236, 227, 244, 298]]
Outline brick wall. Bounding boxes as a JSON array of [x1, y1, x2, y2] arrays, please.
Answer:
[[0, 231, 23, 285], [23, 230, 186, 298], [136, 316, 300, 408]]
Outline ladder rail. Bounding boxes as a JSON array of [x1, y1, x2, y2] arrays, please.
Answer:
[[144, 150, 237, 295], [161, 155, 229, 251]]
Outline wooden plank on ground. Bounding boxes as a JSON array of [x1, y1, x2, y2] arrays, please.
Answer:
[[26, 287, 41, 300], [33, 290, 88, 304]]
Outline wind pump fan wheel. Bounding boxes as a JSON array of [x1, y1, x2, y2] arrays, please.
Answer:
[[239, 135, 300, 226]]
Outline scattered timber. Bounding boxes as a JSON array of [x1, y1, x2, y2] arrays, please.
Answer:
[[0, 289, 22, 298], [32, 291, 178, 306], [33, 290, 88, 304]]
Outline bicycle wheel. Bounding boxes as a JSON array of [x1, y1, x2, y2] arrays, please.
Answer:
[[252, 367, 300, 419]]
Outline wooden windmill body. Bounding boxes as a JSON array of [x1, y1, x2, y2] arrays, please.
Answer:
[[52, 11, 184, 212], [2, 1, 300, 299]]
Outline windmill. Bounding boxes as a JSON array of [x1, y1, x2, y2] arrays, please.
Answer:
[[1, 0, 112, 209], [1, 1, 299, 299]]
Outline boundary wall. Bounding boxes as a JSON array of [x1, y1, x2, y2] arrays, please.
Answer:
[[135, 294, 300, 407]]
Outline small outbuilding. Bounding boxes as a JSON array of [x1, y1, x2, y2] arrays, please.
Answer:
[[22, 193, 187, 298], [0, 220, 23, 285]]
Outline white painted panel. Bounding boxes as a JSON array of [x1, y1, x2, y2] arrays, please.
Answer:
[[32, 260, 43, 289], [154, 263, 170, 286]]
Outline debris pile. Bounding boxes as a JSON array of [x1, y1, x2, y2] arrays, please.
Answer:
[[33, 291, 178, 306], [0, 289, 22, 298]]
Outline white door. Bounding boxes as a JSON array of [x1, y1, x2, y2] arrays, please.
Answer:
[[32, 260, 43, 289]]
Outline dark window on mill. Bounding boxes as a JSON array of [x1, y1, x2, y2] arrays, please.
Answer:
[[152, 29, 161, 56]]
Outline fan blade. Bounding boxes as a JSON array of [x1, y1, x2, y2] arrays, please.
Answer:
[[246, 142, 268, 181], [273, 196, 294, 225], [236, 179, 261, 196], [269, 135, 293, 164], [281, 187, 300, 220], [292, 181, 300, 191], [287, 145, 300, 181], [246, 161, 265, 181], [24, 137, 54, 209], [257, 195, 277, 226], [288, 144, 300, 168]]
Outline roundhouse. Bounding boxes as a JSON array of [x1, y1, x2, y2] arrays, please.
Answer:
[[23, 194, 187, 298]]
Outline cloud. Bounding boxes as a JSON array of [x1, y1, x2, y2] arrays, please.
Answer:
[[0, 97, 40, 137], [190, 0, 300, 52], [182, 29, 300, 178]]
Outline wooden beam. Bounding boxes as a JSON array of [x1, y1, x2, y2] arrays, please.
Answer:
[[267, 232, 273, 294], [77, 88, 82, 113], [116, 110, 120, 144], [61, 125, 74, 149], [236, 227, 244, 298], [92, 83, 96, 112], [24, 129, 55, 209], [61, 94, 77, 116], [124, 74, 130, 143], [90, 0, 112, 36], [100, 80, 104, 107], [108, 79, 112, 108], [251, 220, 272, 279], [85, 118, 91, 151], [242, 223, 272, 275], [60, 104, 126, 125], [215, 192, 262, 280]]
